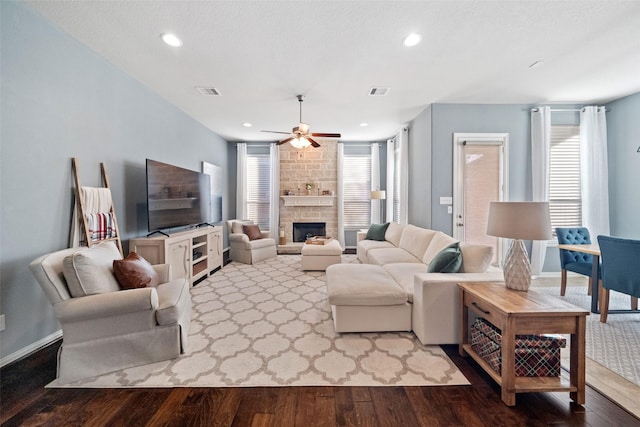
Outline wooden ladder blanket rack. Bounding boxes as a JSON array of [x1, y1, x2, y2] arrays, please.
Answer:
[[71, 157, 123, 255]]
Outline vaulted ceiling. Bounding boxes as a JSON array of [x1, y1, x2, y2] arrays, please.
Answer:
[[24, 1, 640, 142]]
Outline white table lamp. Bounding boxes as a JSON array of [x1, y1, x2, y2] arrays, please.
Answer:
[[487, 202, 552, 291]]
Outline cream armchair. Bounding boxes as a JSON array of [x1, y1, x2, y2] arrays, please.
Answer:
[[227, 219, 277, 264], [29, 242, 191, 384]]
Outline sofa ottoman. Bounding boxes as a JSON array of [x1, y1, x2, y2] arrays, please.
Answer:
[[301, 239, 343, 271], [326, 264, 411, 333]]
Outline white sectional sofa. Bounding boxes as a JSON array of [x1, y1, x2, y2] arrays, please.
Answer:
[[326, 223, 504, 345]]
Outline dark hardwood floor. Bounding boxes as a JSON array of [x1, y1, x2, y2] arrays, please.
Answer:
[[2, 340, 639, 426]]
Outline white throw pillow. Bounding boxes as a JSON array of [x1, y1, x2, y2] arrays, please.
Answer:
[[63, 241, 123, 297]]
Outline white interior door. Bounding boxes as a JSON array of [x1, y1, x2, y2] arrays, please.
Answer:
[[453, 133, 508, 265]]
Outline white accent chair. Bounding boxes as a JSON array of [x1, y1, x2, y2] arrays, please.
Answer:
[[226, 219, 277, 264], [29, 241, 191, 384]]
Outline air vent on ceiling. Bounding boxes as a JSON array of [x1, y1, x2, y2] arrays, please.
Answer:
[[368, 87, 390, 96], [196, 87, 222, 96]]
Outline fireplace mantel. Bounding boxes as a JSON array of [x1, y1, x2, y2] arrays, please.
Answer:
[[281, 195, 335, 207]]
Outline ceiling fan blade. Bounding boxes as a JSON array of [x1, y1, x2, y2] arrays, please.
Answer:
[[311, 133, 341, 138], [277, 137, 294, 145], [307, 137, 321, 148], [261, 130, 292, 135]]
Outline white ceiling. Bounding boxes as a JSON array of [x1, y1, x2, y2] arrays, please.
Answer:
[[24, 1, 640, 142]]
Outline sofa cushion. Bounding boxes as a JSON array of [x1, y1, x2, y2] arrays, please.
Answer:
[[62, 241, 122, 298], [422, 232, 459, 265], [357, 240, 395, 263], [247, 237, 277, 249], [326, 264, 407, 306], [113, 252, 159, 289], [459, 244, 494, 273], [242, 224, 263, 240], [427, 242, 463, 273], [385, 222, 405, 247], [368, 247, 422, 265], [382, 263, 429, 302], [366, 222, 390, 241], [398, 225, 437, 260]]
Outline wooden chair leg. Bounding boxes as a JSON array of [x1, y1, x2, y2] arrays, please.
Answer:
[[587, 277, 592, 296], [600, 288, 610, 323], [632, 296, 638, 311], [560, 269, 567, 296]]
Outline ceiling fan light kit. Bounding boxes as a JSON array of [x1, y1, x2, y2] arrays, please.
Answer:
[[290, 137, 311, 149], [261, 95, 341, 148]]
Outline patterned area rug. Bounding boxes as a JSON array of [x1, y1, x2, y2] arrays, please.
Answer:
[[531, 281, 640, 387], [49, 255, 468, 388]]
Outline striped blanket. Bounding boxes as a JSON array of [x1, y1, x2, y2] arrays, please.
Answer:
[[86, 212, 117, 241]]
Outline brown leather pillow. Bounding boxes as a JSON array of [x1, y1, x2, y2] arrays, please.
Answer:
[[113, 252, 159, 289], [242, 224, 263, 241]]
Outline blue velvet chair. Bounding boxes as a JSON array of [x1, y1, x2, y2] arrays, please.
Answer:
[[556, 227, 600, 296], [597, 235, 640, 323]]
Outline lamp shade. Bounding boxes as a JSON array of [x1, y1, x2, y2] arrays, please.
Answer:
[[487, 202, 552, 241], [370, 190, 386, 200]]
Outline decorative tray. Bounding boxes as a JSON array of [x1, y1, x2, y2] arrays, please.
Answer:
[[305, 236, 333, 245]]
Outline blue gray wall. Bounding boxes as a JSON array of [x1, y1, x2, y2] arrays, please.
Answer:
[[606, 92, 640, 238], [0, 2, 230, 361], [408, 106, 432, 229]]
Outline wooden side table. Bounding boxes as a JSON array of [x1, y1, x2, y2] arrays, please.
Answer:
[[458, 282, 589, 406]]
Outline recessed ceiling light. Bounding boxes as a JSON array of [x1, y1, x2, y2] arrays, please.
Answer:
[[161, 33, 183, 47], [360, 123, 369, 127], [403, 33, 422, 47], [243, 122, 252, 127]]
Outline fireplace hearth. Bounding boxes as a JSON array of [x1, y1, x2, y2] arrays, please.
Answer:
[[293, 222, 326, 242]]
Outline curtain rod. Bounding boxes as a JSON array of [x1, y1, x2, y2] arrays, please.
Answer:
[[531, 107, 608, 112]]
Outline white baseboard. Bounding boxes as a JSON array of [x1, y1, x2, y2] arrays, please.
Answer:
[[0, 330, 62, 368]]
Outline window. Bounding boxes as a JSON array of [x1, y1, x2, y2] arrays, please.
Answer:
[[549, 125, 581, 234], [343, 153, 371, 228], [246, 153, 270, 231]]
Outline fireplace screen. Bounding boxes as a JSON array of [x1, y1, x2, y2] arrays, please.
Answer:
[[293, 222, 326, 242]]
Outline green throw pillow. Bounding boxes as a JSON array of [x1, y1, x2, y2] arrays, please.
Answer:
[[366, 223, 390, 241], [427, 242, 463, 273]]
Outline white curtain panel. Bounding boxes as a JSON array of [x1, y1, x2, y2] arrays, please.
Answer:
[[269, 143, 280, 234], [236, 143, 247, 220], [337, 143, 345, 247], [580, 106, 610, 238], [530, 106, 551, 275], [386, 139, 395, 223], [370, 143, 381, 224], [398, 127, 409, 225]]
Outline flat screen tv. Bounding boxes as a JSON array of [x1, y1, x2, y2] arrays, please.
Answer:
[[146, 159, 211, 232]]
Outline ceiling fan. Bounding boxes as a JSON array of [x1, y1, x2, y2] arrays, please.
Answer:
[[261, 95, 341, 148]]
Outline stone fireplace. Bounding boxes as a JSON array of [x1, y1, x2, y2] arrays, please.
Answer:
[[279, 142, 338, 247]]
